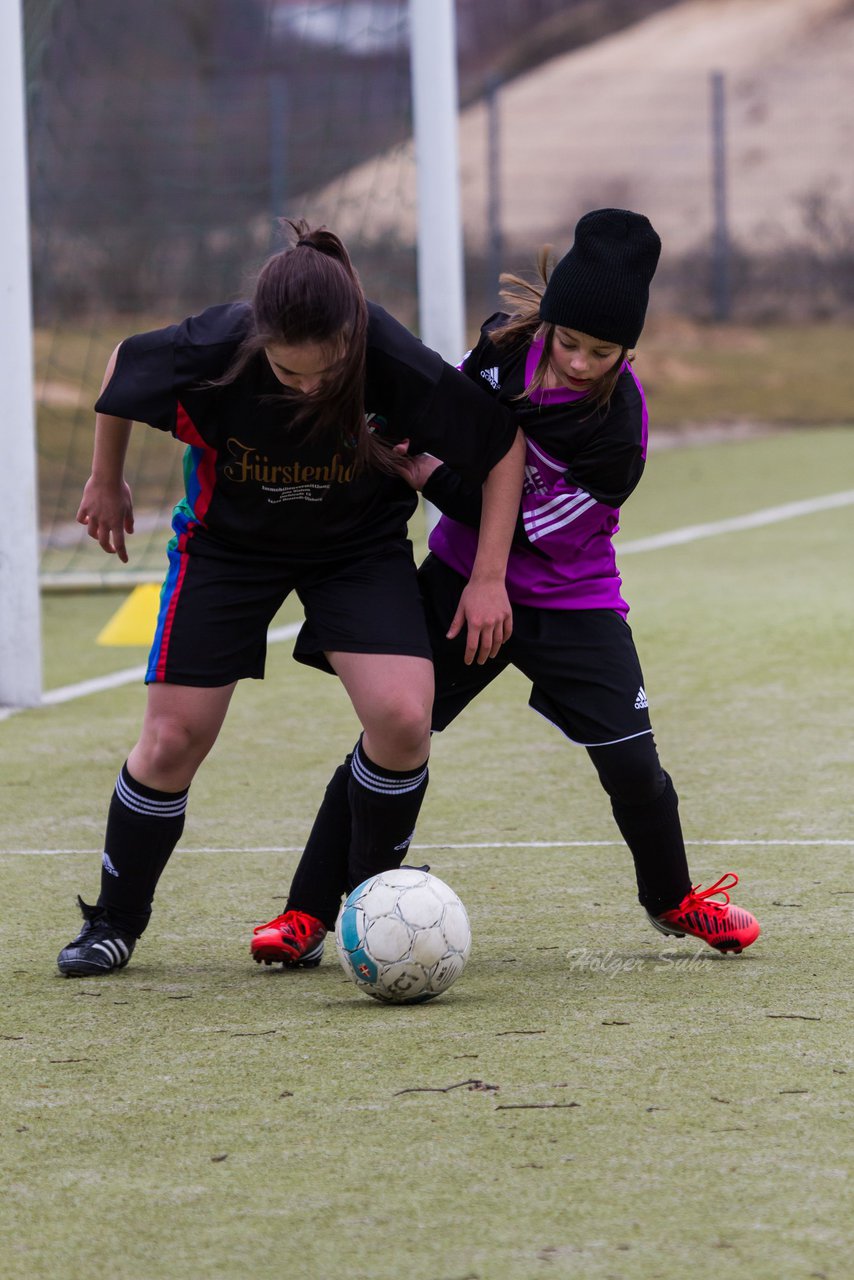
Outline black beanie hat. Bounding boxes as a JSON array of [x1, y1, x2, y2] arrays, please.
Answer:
[[539, 208, 661, 348]]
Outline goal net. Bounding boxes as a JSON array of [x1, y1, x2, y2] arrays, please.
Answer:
[[25, 0, 854, 589], [27, 0, 423, 586]]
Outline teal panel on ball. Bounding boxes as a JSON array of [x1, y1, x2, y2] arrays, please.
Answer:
[[339, 904, 377, 983]]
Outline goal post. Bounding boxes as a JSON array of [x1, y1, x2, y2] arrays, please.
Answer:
[[408, 0, 465, 533], [0, 0, 42, 708], [408, 0, 465, 364]]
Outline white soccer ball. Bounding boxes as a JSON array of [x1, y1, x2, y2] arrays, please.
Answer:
[[335, 867, 472, 1004]]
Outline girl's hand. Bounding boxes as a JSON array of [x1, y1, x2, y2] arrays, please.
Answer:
[[390, 443, 443, 491], [448, 577, 513, 665], [76, 476, 135, 562]]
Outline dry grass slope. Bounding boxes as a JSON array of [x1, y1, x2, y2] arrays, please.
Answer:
[[305, 0, 854, 256]]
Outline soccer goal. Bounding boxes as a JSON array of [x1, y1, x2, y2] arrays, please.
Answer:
[[8, 0, 464, 707]]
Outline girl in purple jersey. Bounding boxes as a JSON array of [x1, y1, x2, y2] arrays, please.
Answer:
[[253, 209, 760, 967], [57, 221, 524, 977]]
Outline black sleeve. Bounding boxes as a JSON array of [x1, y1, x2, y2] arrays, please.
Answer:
[[561, 376, 646, 506], [94, 303, 251, 433], [417, 315, 521, 525], [366, 304, 517, 484], [564, 435, 645, 507], [421, 464, 482, 526], [94, 325, 181, 431], [411, 364, 517, 483]]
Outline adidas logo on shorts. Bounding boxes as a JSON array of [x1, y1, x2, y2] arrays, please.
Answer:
[[634, 686, 649, 710]]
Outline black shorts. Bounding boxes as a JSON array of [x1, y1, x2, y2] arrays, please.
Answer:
[[419, 554, 653, 747], [146, 535, 432, 686]]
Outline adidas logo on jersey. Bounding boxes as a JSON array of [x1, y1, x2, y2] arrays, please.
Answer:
[[480, 366, 500, 390], [634, 686, 649, 710]]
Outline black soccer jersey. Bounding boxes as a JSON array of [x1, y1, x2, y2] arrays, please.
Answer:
[[95, 302, 517, 563], [425, 313, 650, 612]]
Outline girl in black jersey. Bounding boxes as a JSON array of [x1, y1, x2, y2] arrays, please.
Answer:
[[263, 210, 760, 965], [57, 222, 524, 977]]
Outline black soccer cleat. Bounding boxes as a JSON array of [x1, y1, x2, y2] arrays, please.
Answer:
[[57, 896, 137, 977]]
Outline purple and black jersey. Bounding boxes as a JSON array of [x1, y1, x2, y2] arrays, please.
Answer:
[[425, 313, 649, 614], [95, 301, 517, 565]]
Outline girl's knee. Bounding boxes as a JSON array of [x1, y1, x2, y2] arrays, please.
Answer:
[[382, 704, 431, 754], [134, 684, 233, 788], [363, 695, 431, 761], [134, 715, 217, 780]]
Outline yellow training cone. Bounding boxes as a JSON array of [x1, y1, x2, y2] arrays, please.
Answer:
[[96, 584, 161, 647]]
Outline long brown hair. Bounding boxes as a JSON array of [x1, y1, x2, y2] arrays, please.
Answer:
[[218, 220, 397, 475], [494, 247, 628, 412]]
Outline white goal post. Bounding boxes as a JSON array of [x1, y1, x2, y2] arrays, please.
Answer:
[[408, 0, 465, 364], [408, 0, 465, 533], [0, 0, 42, 708]]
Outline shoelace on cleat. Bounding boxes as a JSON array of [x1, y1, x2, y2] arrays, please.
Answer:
[[253, 915, 284, 936], [253, 911, 324, 941], [683, 872, 739, 909]]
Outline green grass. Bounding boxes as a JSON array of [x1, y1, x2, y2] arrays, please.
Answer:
[[2, 427, 853, 1279]]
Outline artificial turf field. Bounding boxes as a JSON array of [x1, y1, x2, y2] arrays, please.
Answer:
[[2, 426, 852, 1280]]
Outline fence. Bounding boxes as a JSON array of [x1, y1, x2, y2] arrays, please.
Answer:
[[24, 0, 854, 582]]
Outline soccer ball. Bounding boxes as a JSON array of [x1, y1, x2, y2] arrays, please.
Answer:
[[335, 867, 472, 1004]]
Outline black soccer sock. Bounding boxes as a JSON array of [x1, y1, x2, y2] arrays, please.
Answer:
[[608, 772, 692, 915], [346, 737, 429, 892], [285, 758, 353, 931], [587, 739, 692, 915], [96, 762, 189, 937]]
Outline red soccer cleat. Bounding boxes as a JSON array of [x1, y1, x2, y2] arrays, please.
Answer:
[[647, 873, 760, 954], [251, 909, 327, 967]]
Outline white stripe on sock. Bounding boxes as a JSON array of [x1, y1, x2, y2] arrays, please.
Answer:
[[350, 748, 428, 796], [115, 772, 188, 818]]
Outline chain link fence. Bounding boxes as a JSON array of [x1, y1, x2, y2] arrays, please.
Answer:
[[23, 0, 854, 580]]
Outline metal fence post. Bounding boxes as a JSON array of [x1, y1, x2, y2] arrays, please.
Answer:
[[269, 69, 289, 246], [486, 72, 503, 311], [710, 69, 731, 322]]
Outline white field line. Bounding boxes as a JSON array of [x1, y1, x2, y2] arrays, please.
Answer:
[[38, 664, 148, 706], [37, 620, 302, 706], [616, 489, 854, 554], [3, 489, 852, 722], [0, 621, 302, 721], [3, 838, 851, 857]]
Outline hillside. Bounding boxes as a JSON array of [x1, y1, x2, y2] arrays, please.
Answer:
[[304, 0, 854, 259]]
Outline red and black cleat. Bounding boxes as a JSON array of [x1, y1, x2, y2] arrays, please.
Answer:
[[251, 909, 327, 967], [647, 873, 760, 954]]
